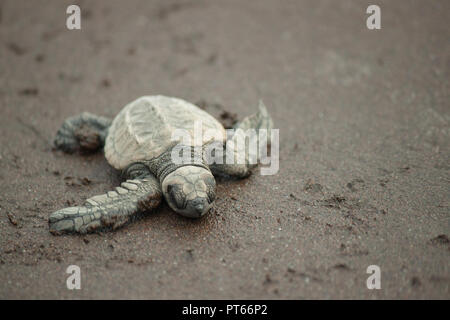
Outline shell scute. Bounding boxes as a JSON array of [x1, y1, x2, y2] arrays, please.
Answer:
[[105, 96, 225, 170]]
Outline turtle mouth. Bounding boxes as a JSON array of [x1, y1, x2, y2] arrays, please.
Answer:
[[174, 197, 212, 218], [194, 204, 205, 214], [190, 197, 209, 216]]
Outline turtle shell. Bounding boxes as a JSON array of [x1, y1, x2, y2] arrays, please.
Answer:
[[104, 95, 226, 170]]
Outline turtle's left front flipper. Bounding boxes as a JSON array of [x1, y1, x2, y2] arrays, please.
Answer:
[[49, 176, 162, 235], [210, 100, 273, 178]]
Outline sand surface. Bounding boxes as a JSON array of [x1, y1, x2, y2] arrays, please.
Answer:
[[0, 0, 449, 299]]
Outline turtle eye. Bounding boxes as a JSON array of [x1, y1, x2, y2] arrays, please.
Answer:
[[204, 177, 216, 203], [207, 191, 215, 204], [167, 184, 185, 209]]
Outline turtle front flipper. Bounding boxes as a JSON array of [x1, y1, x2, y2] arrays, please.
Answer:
[[209, 100, 273, 178], [49, 176, 162, 235], [54, 112, 112, 153]]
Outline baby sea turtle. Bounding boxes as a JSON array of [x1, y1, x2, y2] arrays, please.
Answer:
[[49, 95, 272, 234]]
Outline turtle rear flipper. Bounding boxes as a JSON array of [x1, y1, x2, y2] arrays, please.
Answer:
[[49, 176, 162, 235], [54, 112, 112, 153]]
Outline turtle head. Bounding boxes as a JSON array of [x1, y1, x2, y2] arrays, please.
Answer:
[[162, 166, 216, 218]]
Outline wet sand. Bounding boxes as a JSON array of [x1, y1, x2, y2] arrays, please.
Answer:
[[0, 0, 449, 299]]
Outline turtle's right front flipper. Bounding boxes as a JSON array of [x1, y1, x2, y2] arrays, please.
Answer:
[[49, 176, 162, 235]]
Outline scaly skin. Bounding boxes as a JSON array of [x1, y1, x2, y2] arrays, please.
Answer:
[[54, 112, 112, 153], [49, 177, 162, 234], [209, 101, 273, 178], [162, 166, 216, 218]]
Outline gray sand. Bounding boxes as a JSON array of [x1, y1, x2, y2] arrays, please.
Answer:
[[0, 0, 448, 299]]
